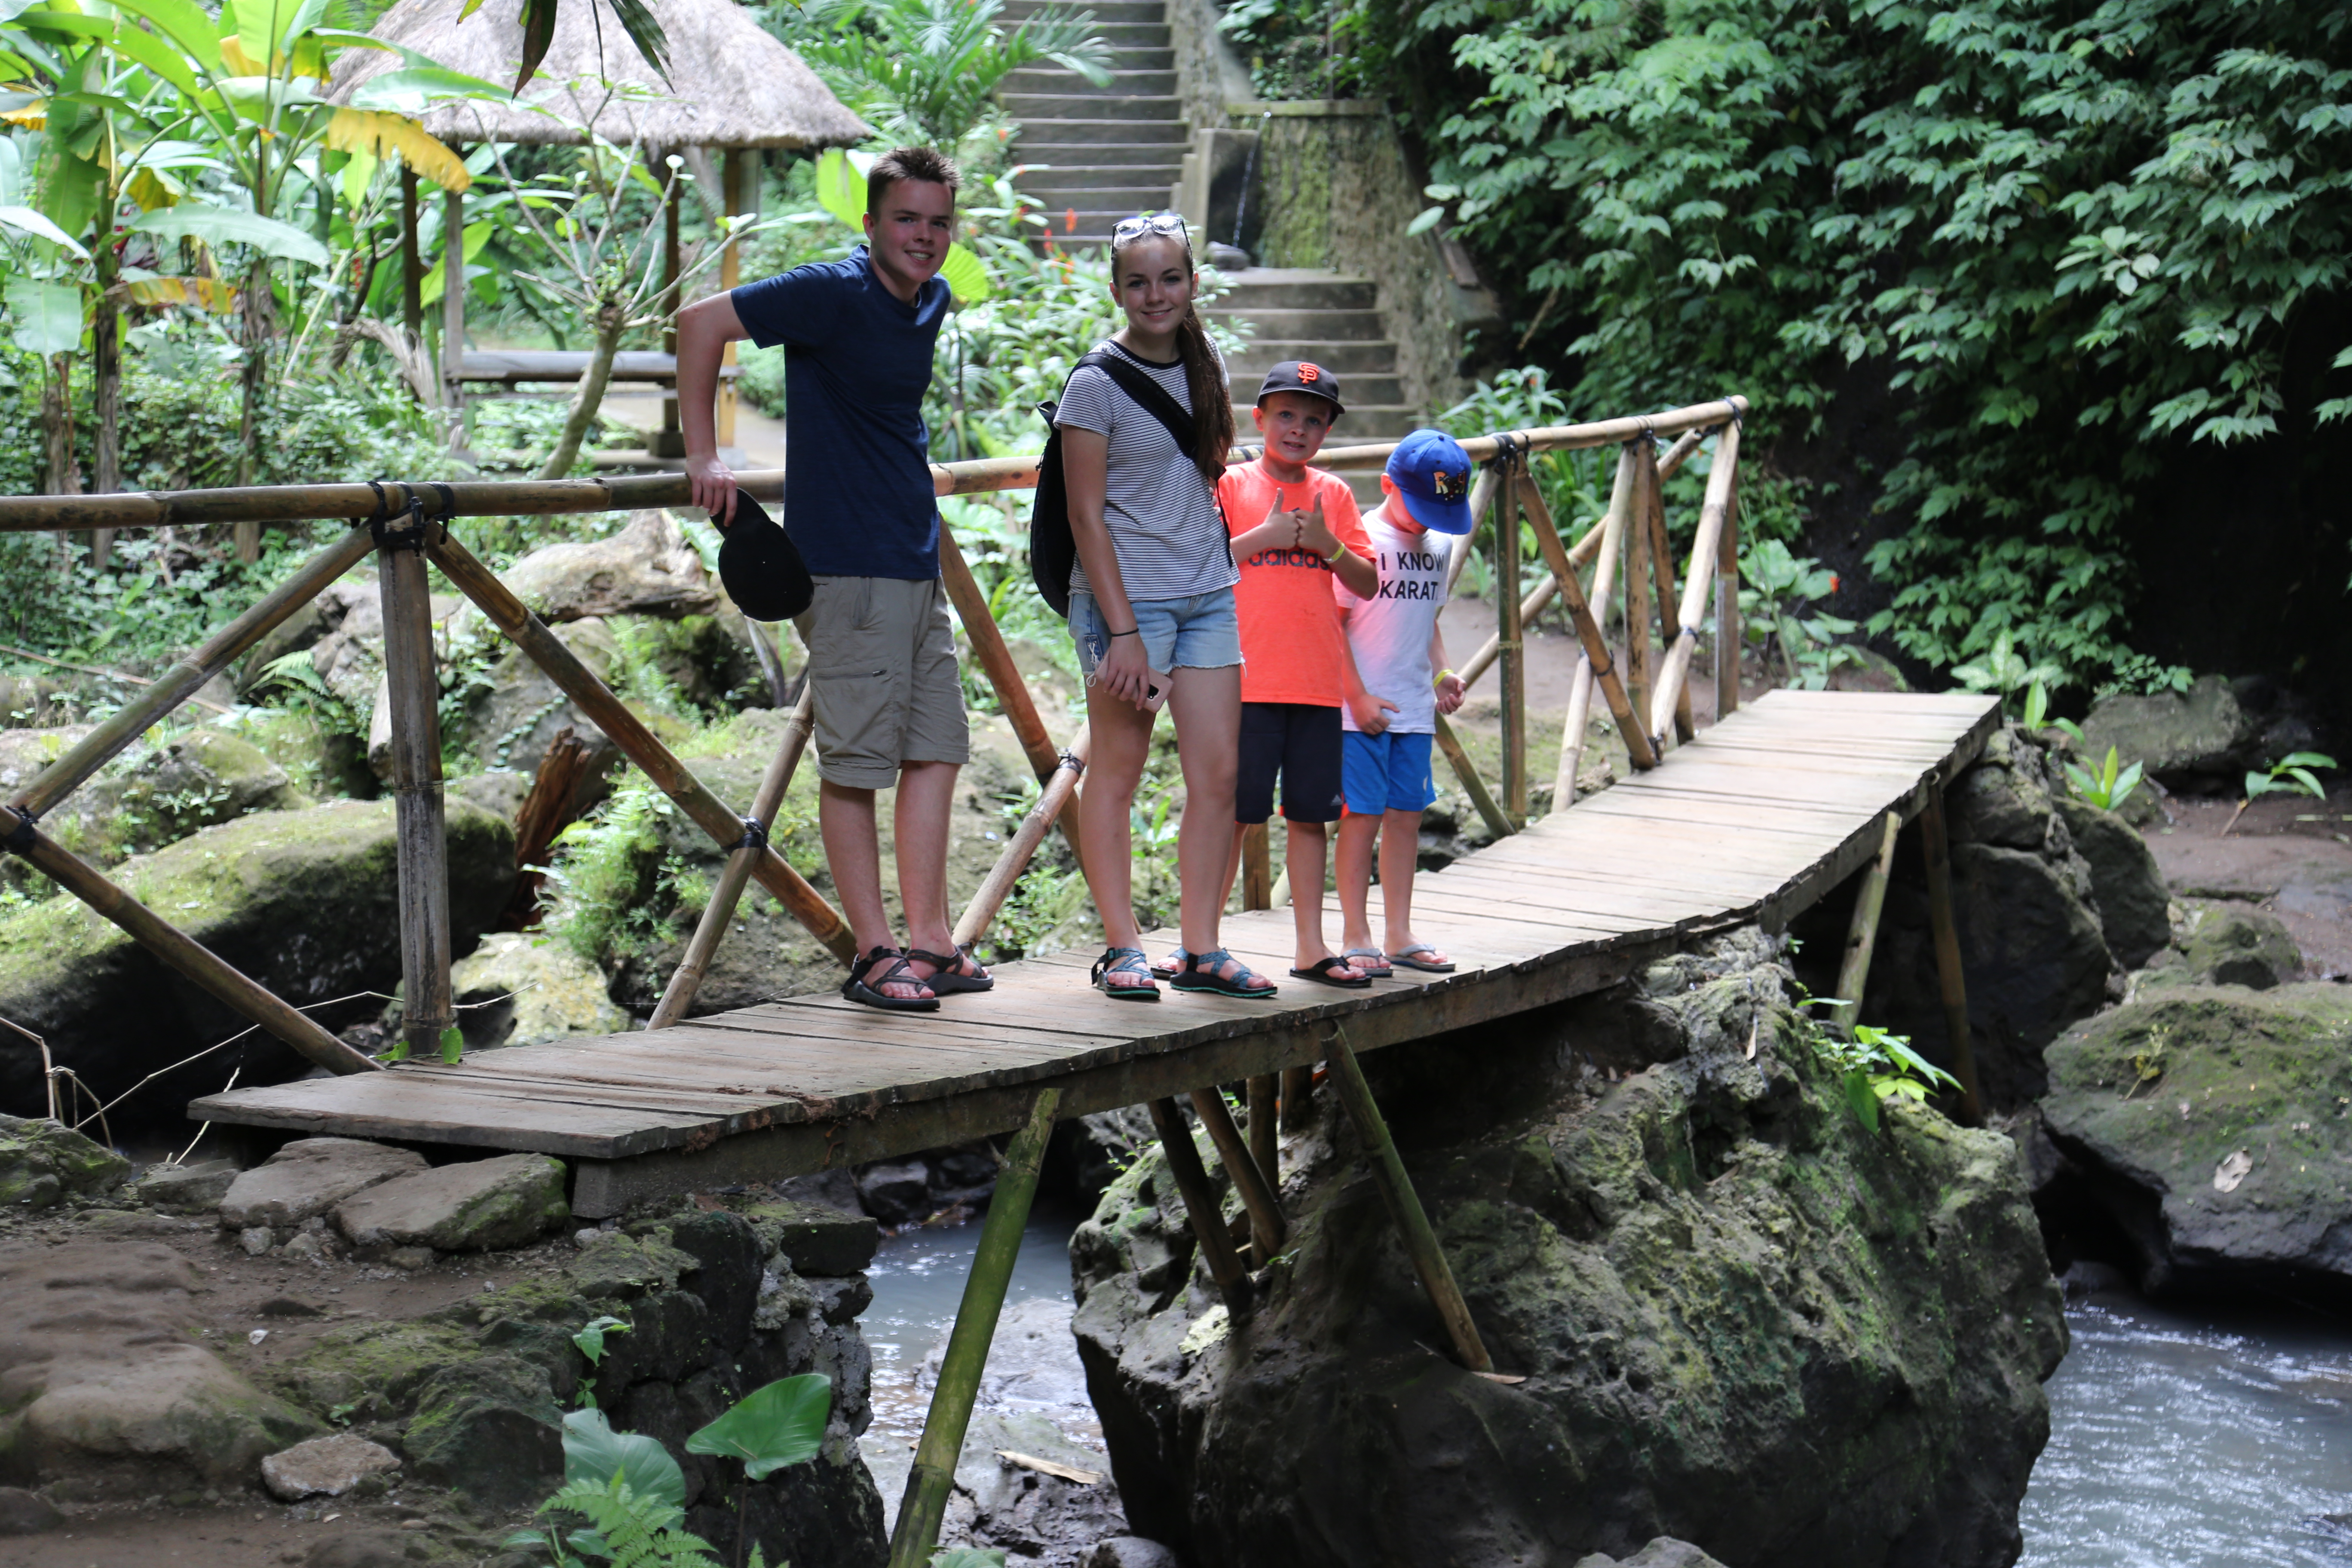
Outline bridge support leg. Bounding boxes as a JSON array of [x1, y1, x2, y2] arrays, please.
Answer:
[[1245, 1075, 1280, 1194], [1920, 785, 1986, 1125], [1147, 1098, 1253, 1315], [1830, 810, 1900, 1035], [887, 1087, 1061, 1568], [1280, 1066, 1314, 1131], [1189, 1088, 1286, 1262], [1324, 1024, 1493, 1373]]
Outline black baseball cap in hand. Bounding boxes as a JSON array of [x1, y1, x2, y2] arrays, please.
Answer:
[[1256, 360, 1344, 415], [717, 490, 813, 622]]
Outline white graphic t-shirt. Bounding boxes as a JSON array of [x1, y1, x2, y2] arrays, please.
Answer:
[[1335, 507, 1452, 735]]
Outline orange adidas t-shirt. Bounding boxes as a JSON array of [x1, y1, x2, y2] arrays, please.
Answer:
[[1219, 459, 1371, 707]]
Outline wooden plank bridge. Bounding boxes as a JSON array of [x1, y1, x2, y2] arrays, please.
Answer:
[[187, 687, 1999, 1215]]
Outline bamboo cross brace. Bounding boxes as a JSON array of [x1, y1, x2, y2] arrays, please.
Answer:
[[12, 524, 377, 820], [1521, 459, 1659, 772], [0, 803, 381, 1076], [648, 680, 817, 1030], [1190, 1086, 1287, 1261], [1648, 419, 1742, 745], [952, 729, 1090, 951], [1432, 711, 1514, 841], [1323, 1023, 1491, 1372], [1554, 444, 1638, 807], [887, 1087, 1061, 1568], [1831, 811, 1901, 1033], [423, 530, 858, 965], [1147, 1096, 1253, 1314], [1246, 1075, 1280, 1201]]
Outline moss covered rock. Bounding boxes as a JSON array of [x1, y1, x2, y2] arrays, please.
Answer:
[[0, 1116, 130, 1209], [2040, 982, 2352, 1294], [1071, 932, 2065, 1568], [333, 1153, 570, 1253], [0, 799, 515, 1114], [450, 932, 628, 1050]]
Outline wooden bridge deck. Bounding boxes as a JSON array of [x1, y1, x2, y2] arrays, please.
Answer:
[[190, 690, 2000, 1216]]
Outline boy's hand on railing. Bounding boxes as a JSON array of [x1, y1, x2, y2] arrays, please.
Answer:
[[1349, 692, 1399, 735], [687, 453, 738, 526], [1434, 671, 1467, 716]]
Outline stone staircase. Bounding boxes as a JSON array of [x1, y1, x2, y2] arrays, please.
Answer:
[[998, 0, 1419, 480]]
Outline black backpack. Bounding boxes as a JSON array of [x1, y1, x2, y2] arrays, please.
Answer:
[[1028, 347, 1208, 618]]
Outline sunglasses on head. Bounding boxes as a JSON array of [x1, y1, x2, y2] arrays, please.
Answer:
[[1111, 213, 1190, 247]]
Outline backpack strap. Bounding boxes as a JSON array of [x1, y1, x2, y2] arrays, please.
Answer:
[[1091, 349, 1200, 460]]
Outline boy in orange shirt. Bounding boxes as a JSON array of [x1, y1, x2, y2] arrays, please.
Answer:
[[1207, 362, 1381, 985]]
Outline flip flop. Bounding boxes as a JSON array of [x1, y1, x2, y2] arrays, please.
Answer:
[[1170, 948, 1280, 999], [906, 947, 993, 995], [842, 946, 939, 1011], [1289, 955, 1372, 989], [1342, 946, 1392, 980], [1092, 946, 1160, 1001], [1388, 943, 1456, 974]]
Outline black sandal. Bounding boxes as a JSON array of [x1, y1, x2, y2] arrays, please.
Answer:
[[842, 946, 939, 1012], [906, 947, 993, 995], [1169, 948, 1279, 999], [1288, 955, 1371, 989], [1092, 946, 1160, 1001]]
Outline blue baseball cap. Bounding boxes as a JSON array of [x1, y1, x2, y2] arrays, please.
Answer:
[[1385, 428, 1475, 535]]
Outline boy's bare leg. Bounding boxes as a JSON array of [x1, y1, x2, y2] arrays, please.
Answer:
[[1167, 665, 1245, 976], [820, 780, 925, 1001], [893, 760, 968, 983], [1378, 806, 1446, 964], [1335, 809, 1381, 955], [1079, 695, 1155, 951], [1286, 818, 1341, 969]]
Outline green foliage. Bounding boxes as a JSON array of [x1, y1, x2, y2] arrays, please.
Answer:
[[772, 0, 1112, 146], [2244, 750, 2335, 803], [2062, 746, 2145, 813], [931, 1551, 1010, 1568], [1368, 0, 2352, 684], [1951, 631, 2068, 710], [1739, 540, 1866, 690], [683, 1372, 831, 1480], [542, 777, 677, 966], [1802, 1007, 1961, 1133]]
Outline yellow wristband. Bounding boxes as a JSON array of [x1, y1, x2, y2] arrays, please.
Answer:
[[1434, 668, 1457, 687]]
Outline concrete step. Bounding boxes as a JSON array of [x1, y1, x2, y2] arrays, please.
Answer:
[[1232, 404, 1422, 440], [1005, 118, 1186, 145], [1210, 337, 1400, 375], [1055, 21, 1171, 45], [1001, 0, 1164, 19], [1201, 306, 1387, 340], [1211, 271, 1378, 312], [1014, 162, 1184, 184], [1230, 371, 1406, 406], [1016, 141, 1186, 166], [1001, 92, 1183, 122], [1004, 67, 1177, 95], [1018, 183, 1176, 212]]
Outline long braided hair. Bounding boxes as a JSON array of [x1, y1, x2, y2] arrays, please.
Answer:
[[1109, 227, 1233, 487]]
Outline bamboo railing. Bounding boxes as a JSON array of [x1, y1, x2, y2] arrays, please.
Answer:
[[0, 395, 1749, 1083]]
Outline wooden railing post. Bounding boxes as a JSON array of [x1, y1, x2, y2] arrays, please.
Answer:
[[1433, 712, 1513, 840], [1552, 444, 1636, 807], [1715, 434, 1743, 720], [952, 731, 1089, 951], [1239, 822, 1272, 911], [1644, 443, 1696, 745], [1624, 442, 1657, 742], [377, 510, 454, 1062], [1647, 418, 1742, 743], [1494, 451, 1526, 824], [1920, 784, 1985, 1124]]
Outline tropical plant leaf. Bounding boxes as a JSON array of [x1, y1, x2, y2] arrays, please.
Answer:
[[510, 0, 556, 90], [130, 203, 330, 265], [5, 274, 80, 354], [684, 1373, 831, 1480], [123, 274, 237, 311], [322, 107, 470, 192], [606, 0, 671, 83], [105, 0, 220, 70], [0, 202, 86, 254], [571, 1314, 629, 1365], [346, 63, 511, 112], [938, 240, 989, 304], [813, 146, 870, 229], [561, 1406, 686, 1506]]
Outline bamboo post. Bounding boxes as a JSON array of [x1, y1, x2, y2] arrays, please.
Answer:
[[1189, 1087, 1286, 1261], [886, 1087, 1060, 1568], [1920, 784, 1985, 1124], [0, 803, 380, 1075], [442, 185, 465, 442], [1715, 439, 1742, 720], [647, 681, 815, 1029], [1647, 420, 1741, 743], [1624, 443, 1657, 740], [1644, 449, 1695, 744], [1280, 1065, 1314, 1130], [1246, 1074, 1279, 1200], [715, 148, 747, 451], [378, 516, 454, 1062], [1239, 822, 1272, 910], [1536, 473, 1658, 772], [1551, 445, 1637, 808], [1432, 711, 1513, 840], [424, 530, 857, 964], [12, 525, 375, 820], [1830, 811, 1900, 1033], [1494, 455, 1526, 823], [1446, 464, 1499, 601], [952, 731, 1089, 950], [1146, 1097, 1253, 1314], [1455, 504, 1614, 692], [1323, 1023, 1491, 1372]]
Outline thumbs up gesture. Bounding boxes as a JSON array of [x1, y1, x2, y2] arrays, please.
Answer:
[[1298, 493, 1340, 560]]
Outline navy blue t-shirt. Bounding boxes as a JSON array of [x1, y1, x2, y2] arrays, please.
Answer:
[[731, 246, 949, 579]]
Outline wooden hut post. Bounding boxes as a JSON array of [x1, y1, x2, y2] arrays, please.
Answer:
[[1145, 1097, 1253, 1315], [715, 148, 751, 450], [654, 159, 686, 458], [1624, 441, 1657, 737], [400, 163, 424, 339], [887, 1088, 1061, 1568], [1324, 1023, 1492, 1372], [1920, 784, 1985, 1123], [378, 513, 455, 1062], [1830, 811, 1900, 1034], [1495, 453, 1526, 823], [441, 183, 465, 442]]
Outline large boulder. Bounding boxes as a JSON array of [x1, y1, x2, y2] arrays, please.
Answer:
[[0, 799, 516, 1115], [2054, 798, 2172, 969], [220, 1138, 429, 1231], [1070, 932, 2066, 1568], [499, 509, 721, 622], [2144, 905, 2302, 991], [0, 1241, 322, 1495], [450, 931, 630, 1050], [0, 1116, 130, 1209], [2040, 983, 2352, 1295], [333, 1153, 569, 1253], [2077, 673, 2309, 789]]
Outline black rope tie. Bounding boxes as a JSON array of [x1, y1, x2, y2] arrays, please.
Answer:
[[1058, 748, 1086, 775], [732, 817, 769, 853], [1, 806, 37, 855]]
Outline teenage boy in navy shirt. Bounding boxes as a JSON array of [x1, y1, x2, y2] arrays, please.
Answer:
[[676, 146, 990, 1011]]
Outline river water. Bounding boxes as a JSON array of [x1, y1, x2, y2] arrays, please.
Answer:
[[862, 1213, 2352, 1560]]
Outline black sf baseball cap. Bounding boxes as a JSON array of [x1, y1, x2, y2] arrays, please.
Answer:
[[1256, 360, 1344, 416]]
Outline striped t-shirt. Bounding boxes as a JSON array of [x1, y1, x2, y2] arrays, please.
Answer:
[[1054, 340, 1237, 604]]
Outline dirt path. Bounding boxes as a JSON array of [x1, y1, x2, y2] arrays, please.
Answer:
[[2141, 786, 2352, 979]]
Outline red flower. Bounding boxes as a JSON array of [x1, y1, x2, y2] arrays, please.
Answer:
[[1830, 574, 1841, 594]]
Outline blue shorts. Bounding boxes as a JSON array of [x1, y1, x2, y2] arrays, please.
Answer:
[[1341, 730, 1436, 815], [1069, 587, 1243, 681]]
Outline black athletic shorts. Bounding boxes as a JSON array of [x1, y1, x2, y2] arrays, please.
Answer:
[[1236, 701, 1344, 824]]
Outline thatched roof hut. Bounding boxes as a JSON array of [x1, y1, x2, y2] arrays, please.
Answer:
[[327, 0, 870, 149]]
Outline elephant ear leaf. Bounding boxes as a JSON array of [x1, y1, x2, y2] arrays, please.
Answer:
[[685, 1374, 831, 1481], [561, 1406, 686, 1506], [939, 241, 990, 304], [6, 276, 82, 355]]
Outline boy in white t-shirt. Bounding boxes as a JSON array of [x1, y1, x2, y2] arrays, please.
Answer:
[[1334, 429, 1474, 977]]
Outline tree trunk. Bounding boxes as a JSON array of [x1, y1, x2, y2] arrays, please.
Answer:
[[42, 352, 79, 497], [91, 245, 120, 570], [537, 297, 625, 480]]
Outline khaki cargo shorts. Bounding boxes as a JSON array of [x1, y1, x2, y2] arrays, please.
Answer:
[[794, 575, 970, 790]]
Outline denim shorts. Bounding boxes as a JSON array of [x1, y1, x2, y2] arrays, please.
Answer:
[[1069, 586, 1243, 681]]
